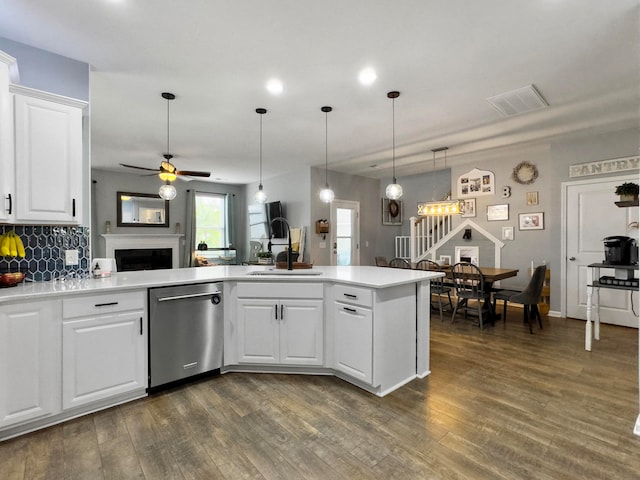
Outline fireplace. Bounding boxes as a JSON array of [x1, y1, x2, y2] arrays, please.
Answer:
[[115, 248, 172, 271], [102, 234, 182, 271]]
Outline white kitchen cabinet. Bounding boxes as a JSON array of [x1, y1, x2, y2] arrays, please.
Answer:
[[62, 291, 147, 410], [0, 51, 17, 223], [8, 85, 85, 224], [333, 302, 373, 383], [0, 299, 61, 428], [235, 282, 324, 366], [330, 282, 417, 395]]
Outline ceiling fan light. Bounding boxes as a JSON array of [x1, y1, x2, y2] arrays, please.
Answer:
[[319, 186, 335, 203], [385, 182, 403, 200], [159, 183, 177, 200], [254, 184, 268, 204], [159, 171, 177, 182]]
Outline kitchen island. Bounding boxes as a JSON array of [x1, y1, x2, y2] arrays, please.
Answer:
[[0, 265, 441, 440]]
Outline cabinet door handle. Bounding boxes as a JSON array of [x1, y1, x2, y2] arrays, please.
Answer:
[[6, 193, 11, 215], [275, 303, 278, 320], [94, 301, 118, 307], [139, 317, 143, 335], [280, 304, 284, 320], [343, 293, 357, 299], [72, 198, 76, 217], [343, 307, 357, 314]]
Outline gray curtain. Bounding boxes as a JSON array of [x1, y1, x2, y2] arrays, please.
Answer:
[[183, 189, 196, 267]]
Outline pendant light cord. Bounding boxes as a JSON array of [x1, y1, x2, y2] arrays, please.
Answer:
[[166, 96, 170, 154], [325, 110, 329, 186], [392, 96, 396, 182], [259, 113, 263, 186]]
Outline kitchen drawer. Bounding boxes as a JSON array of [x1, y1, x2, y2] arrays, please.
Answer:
[[236, 282, 323, 299], [333, 283, 372, 308], [63, 291, 145, 319]]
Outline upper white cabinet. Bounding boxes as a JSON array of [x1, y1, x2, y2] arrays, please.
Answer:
[[0, 51, 17, 223], [9, 85, 86, 224]]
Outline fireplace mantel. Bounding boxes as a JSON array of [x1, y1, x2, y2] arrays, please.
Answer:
[[101, 234, 183, 269]]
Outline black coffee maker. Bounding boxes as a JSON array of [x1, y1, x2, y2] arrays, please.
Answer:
[[603, 236, 637, 265]]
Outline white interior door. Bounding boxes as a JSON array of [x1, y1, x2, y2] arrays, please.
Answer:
[[564, 174, 639, 326], [330, 200, 360, 266]]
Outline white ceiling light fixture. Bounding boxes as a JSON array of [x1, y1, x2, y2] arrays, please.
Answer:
[[319, 106, 335, 203], [385, 91, 403, 200], [158, 183, 177, 201], [358, 67, 377, 86], [254, 108, 268, 204], [266, 78, 283, 95], [417, 147, 463, 216]]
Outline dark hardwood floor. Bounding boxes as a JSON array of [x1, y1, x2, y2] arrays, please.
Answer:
[[1, 309, 639, 479]]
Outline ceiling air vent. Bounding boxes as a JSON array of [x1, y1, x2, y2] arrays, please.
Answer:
[[486, 84, 548, 117]]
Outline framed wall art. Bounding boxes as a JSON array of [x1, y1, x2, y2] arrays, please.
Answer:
[[519, 212, 544, 230], [526, 191, 539, 206], [460, 198, 476, 218], [487, 204, 509, 221], [457, 168, 495, 197], [381, 198, 403, 225]]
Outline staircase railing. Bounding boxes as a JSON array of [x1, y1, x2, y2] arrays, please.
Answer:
[[409, 214, 453, 262]]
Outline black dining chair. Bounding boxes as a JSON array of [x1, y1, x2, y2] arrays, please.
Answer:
[[415, 259, 453, 322], [388, 258, 412, 269], [493, 264, 547, 334], [375, 256, 389, 267], [450, 262, 495, 329]]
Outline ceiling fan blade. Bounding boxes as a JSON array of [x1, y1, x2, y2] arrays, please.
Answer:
[[120, 163, 159, 172], [176, 170, 211, 178]]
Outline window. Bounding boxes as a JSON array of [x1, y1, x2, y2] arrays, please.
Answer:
[[195, 192, 228, 249]]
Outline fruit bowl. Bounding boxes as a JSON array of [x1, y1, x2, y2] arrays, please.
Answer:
[[0, 272, 25, 287]]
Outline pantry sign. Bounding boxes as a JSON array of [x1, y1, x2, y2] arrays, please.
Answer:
[[569, 155, 639, 178]]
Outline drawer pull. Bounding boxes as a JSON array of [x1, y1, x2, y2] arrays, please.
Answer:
[[94, 301, 118, 307], [343, 307, 358, 314], [343, 293, 357, 299]]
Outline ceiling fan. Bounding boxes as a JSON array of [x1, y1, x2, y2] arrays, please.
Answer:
[[120, 92, 211, 181]]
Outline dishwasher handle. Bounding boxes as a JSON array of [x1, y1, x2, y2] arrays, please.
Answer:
[[156, 291, 222, 302]]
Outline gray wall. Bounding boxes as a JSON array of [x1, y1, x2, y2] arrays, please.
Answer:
[[92, 169, 246, 266], [310, 166, 380, 266]]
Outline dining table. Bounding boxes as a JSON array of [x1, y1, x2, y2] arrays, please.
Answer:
[[440, 265, 520, 322]]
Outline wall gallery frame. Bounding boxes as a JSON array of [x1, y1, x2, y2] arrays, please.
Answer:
[[487, 204, 509, 221], [457, 168, 495, 197], [461, 198, 476, 218], [519, 212, 544, 230]]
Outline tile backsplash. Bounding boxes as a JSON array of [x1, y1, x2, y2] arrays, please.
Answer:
[[0, 225, 90, 281]]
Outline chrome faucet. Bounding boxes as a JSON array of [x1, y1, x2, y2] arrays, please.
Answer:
[[268, 216, 293, 270]]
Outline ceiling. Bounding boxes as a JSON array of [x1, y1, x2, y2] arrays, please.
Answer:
[[0, 0, 638, 184]]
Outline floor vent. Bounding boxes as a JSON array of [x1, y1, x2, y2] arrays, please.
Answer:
[[486, 84, 548, 117]]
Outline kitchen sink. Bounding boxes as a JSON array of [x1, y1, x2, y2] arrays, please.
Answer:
[[246, 269, 323, 276]]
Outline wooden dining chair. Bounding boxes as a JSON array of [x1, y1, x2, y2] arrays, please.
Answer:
[[493, 264, 547, 334], [388, 258, 411, 269], [414, 259, 453, 321], [450, 262, 495, 329]]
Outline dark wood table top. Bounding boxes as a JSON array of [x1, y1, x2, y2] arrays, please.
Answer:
[[441, 266, 519, 283]]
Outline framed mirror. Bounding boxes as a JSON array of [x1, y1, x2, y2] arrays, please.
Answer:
[[117, 191, 169, 227]]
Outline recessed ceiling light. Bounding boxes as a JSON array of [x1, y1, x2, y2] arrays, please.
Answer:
[[266, 79, 283, 95], [359, 68, 377, 86]]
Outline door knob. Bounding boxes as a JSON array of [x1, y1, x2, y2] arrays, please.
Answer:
[[569, 256, 576, 261]]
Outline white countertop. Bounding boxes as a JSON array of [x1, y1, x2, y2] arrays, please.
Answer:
[[0, 265, 443, 303]]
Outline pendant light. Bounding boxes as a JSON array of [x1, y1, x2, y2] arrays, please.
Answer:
[[254, 108, 268, 204], [158, 92, 177, 200], [417, 147, 463, 216], [385, 91, 403, 200], [319, 106, 335, 203]]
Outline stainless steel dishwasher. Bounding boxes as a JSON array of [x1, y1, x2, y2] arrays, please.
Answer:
[[149, 282, 223, 390]]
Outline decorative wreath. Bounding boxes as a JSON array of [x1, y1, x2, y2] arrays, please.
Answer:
[[512, 161, 539, 185], [388, 200, 400, 218]]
